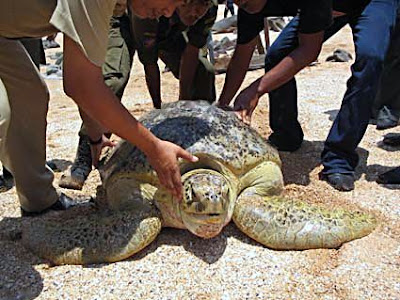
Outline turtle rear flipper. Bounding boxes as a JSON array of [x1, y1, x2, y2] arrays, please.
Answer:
[[22, 207, 161, 265], [233, 193, 377, 250]]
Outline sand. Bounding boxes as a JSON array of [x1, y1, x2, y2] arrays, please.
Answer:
[[0, 16, 399, 300]]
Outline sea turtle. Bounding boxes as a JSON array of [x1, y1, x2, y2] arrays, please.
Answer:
[[22, 101, 377, 265]]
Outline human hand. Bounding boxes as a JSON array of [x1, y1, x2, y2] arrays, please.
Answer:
[[214, 101, 234, 111], [332, 10, 346, 17], [146, 140, 198, 200], [233, 84, 259, 125], [89, 135, 117, 168]]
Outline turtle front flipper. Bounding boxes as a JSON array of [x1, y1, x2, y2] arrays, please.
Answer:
[[233, 193, 377, 250], [22, 207, 162, 265]]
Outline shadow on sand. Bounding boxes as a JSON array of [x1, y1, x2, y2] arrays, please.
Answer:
[[279, 137, 399, 190], [279, 139, 373, 185], [0, 217, 43, 300]]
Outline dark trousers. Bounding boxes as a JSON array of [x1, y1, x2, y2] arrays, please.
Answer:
[[373, 6, 400, 115], [265, 0, 399, 174], [20, 38, 45, 69], [224, 0, 235, 18]]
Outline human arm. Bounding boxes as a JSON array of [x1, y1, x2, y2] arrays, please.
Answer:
[[234, 31, 324, 124], [179, 43, 200, 100], [131, 16, 161, 107], [258, 31, 323, 93], [78, 108, 116, 167], [263, 18, 270, 50], [63, 36, 197, 199], [216, 39, 257, 107], [180, 4, 217, 100], [143, 63, 162, 108]]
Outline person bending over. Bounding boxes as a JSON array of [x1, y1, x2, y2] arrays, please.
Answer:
[[133, 3, 217, 107], [217, 0, 399, 191], [0, 0, 206, 216]]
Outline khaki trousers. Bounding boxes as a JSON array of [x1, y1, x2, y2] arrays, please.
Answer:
[[0, 37, 58, 212]]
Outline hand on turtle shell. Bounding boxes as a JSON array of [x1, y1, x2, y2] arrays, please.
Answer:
[[233, 83, 260, 126], [90, 135, 117, 168], [147, 140, 198, 200], [214, 102, 234, 111]]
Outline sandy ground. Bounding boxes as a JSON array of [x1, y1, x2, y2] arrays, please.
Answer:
[[1, 14, 400, 300]]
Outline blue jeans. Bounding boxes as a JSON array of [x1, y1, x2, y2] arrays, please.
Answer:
[[265, 0, 399, 174], [373, 6, 400, 115]]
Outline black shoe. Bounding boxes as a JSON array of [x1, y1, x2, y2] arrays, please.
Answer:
[[2, 167, 12, 179], [268, 134, 302, 152], [321, 173, 355, 192], [376, 106, 400, 130], [21, 193, 75, 217], [376, 167, 400, 184], [46, 161, 59, 172], [382, 133, 400, 147], [0, 175, 6, 192], [0, 168, 13, 192]]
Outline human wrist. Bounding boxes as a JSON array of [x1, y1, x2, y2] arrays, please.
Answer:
[[84, 123, 105, 146], [138, 134, 161, 157], [88, 135, 103, 145], [216, 103, 231, 110], [255, 77, 268, 96], [216, 97, 231, 108], [179, 88, 190, 100]]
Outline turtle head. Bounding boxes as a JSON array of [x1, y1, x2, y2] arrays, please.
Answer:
[[179, 169, 235, 239]]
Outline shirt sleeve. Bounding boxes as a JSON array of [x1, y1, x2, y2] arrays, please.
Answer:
[[187, 5, 218, 49], [50, 0, 116, 67], [237, 8, 265, 45], [298, 0, 333, 34], [132, 16, 159, 65]]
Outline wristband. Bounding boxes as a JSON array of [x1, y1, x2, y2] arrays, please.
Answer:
[[89, 136, 102, 145]]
